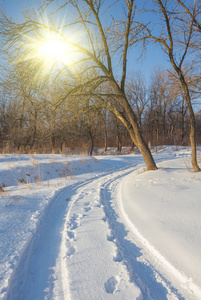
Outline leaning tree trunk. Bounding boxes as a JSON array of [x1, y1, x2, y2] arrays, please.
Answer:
[[112, 84, 157, 171], [135, 129, 157, 170], [125, 105, 157, 170], [122, 98, 157, 170]]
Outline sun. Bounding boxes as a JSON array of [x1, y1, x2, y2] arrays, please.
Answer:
[[22, 27, 82, 73], [35, 33, 70, 66]]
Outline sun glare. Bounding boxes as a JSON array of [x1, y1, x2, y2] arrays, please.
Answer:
[[23, 28, 82, 74], [36, 35, 70, 65]]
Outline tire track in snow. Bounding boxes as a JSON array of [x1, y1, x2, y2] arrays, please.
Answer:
[[4, 185, 74, 300], [4, 158, 185, 300], [100, 173, 186, 300], [4, 164, 140, 299], [61, 164, 182, 299], [4, 173, 114, 300], [58, 166, 143, 299]]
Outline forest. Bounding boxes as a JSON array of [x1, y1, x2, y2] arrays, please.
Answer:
[[1, 67, 201, 155], [0, 0, 201, 171]]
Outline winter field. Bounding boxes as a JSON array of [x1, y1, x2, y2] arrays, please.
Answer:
[[0, 146, 201, 300]]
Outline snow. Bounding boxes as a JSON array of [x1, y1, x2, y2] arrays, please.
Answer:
[[0, 147, 201, 299]]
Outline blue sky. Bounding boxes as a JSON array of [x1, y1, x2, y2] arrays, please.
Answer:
[[0, 0, 41, 18], [1, 0, 169, 83]]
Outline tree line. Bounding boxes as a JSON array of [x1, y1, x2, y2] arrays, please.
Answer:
[[1, 67, 200, 155], [0, 0, 201, 171]]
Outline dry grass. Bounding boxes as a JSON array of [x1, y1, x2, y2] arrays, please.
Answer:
[[34, 163, 44, 186], [18, 178, 26, 184], [136, 167, 147, 175], [79, 158, 86, 163], [0, 185, 5, 193], [16, 161, 44, 189], [0, 183, 9, 198], [5, 195, 22, 206]]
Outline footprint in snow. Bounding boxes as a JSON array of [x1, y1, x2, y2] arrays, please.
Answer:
[[101, 216, 107, 223], [104, 276, 119, 294], [113, 249, 124, 263], [67, 246, 76, 257], [84, 206, 92, 212], [70, 220, 79, 230], [67, 230, 75, 240], [107, 232, 115, 242], [69, 213, 82, 230], [81, 202, 92, 215]]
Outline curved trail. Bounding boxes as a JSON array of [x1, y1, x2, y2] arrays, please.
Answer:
[[5, 162, 184, 300], [5, 166, 140, 299]]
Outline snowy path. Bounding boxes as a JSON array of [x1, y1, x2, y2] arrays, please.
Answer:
[[4, 165, 184, 300], [2, 150, 201, 300], [5, 166, 142, 300]]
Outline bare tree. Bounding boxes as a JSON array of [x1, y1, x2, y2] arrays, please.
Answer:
[[134, 0, 200, 171], [175, 1, 201, 98], [177, 0, 201, 33], [126, 72, 148, 133], [0, 0, 157, 170]]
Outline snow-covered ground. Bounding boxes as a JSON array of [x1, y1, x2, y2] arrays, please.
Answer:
[[0, 147, 201, 300]]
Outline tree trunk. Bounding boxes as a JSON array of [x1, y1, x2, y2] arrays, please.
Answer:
[[117, 133, 122, 154], [112, 83, 157, 170], [126, 113, 157, 170], [179, 73, 200, 172], [30, 125, 37, 149], [88, 130, 94, 156], [60, 140, 64, 153], [181, 114, 184, 142], [104, 128, 107, 152], [51, 133, 55, 152], [181, 96, 185, 143], [189, 110, 199, 172], [123, 101, 157, 170]]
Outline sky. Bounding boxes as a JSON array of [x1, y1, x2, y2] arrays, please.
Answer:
[[0, 0, 41, 18], [0, 0, 169, 84]]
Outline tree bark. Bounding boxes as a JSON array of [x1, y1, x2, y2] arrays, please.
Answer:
[[125, 102, 157, 170], [88, 130, 94, 156], [112, 83, 157, 170], [178, 72, 200, 172]]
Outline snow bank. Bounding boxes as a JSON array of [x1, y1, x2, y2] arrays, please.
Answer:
[[121, 154, 201, 299]]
